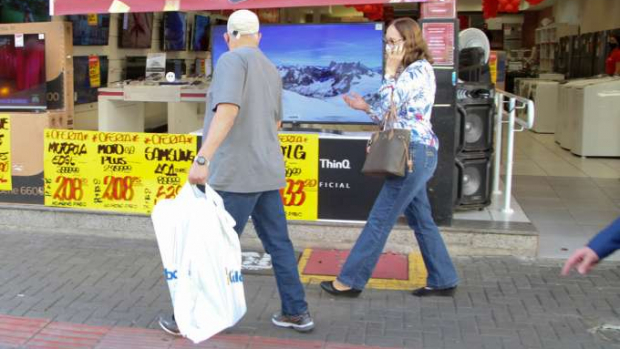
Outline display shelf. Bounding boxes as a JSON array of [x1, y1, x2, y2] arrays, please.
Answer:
[[535, 23, 579, 72]]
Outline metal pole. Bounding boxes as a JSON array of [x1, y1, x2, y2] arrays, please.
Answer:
[[492, 93, 504, 195], [502, 97, 516, 214]]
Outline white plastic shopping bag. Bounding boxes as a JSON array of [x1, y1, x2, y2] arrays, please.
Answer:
[[151, 183, 247, 343]]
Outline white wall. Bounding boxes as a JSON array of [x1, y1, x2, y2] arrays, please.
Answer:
[[554, 0, 620, 33]]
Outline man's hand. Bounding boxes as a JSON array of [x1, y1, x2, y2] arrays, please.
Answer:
[[561, 247, 600, 276], [188, 161, 209, 185]]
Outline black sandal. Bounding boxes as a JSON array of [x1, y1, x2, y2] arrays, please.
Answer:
[[320, 281, 362, 298], [411, 286, 457, 297]]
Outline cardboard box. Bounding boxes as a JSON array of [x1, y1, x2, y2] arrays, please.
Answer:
[[0, 111, 70, 205], [0, 22, 74, 126]]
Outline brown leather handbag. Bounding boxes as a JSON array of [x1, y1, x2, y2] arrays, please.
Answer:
[[361, 95, 413, 177]]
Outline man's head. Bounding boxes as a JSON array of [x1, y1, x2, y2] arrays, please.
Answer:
[[225, 10, 261, 50]]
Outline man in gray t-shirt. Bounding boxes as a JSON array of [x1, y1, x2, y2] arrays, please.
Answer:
[[157, 10, 314, 335]]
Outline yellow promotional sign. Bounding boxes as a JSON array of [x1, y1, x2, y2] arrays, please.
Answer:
[[0, 115, 11, 191], [44, 130, 196, 214], [87, 14, 98, 26], [489, 51, 498, 84], [279, 133, 319, 221], [88, 55, 101, 88]]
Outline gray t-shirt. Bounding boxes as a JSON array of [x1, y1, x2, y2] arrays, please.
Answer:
[[202, 46, 285, 193]]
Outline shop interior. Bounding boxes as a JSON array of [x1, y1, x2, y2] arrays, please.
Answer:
[[1, 0, 620, 259]]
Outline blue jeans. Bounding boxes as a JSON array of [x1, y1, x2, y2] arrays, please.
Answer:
[[217, 190, 308, 316], [338, 143, 459, 290]]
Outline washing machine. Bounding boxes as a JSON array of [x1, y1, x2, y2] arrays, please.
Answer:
[[555, 77, 614, 149], [571, 78, 620, 157], [530, 81, 560, 133]]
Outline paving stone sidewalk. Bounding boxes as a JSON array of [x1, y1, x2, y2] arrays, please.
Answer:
[[1, 229, 620, 349]]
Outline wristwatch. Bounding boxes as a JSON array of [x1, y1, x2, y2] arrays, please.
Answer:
[[195, 155, 209, 167]]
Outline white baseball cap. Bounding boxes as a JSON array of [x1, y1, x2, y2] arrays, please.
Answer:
[[227, 10, 260, 39]]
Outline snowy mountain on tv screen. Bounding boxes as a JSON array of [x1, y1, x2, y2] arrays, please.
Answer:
[[278, 61, 382, 123]]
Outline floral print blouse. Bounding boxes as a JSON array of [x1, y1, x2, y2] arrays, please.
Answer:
[[368, 59, 438, 150]]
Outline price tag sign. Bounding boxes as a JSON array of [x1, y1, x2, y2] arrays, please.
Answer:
[[44, 130, 197, 213], [87, 14, 98, 26], [88, 55, 101, 88], [142, 134, 196, 208], [44, 130, 94, 209], [0, 115, 11, 191], [279, 133, 319, 221]]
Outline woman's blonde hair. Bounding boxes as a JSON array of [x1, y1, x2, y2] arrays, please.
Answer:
[[390, 18, 434, 66]]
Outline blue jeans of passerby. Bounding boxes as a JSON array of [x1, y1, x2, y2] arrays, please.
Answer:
[[338, 143, 459, 291], [217, 190, 308, 316]]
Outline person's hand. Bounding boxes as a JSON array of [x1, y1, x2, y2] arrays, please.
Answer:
[[188, 162, 209, 185], [561, 247, 600, 275], [343, 92, 370, 112], [385, 43, 406, 78]]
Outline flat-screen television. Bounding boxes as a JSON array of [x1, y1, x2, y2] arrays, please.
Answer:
[[212, 23, 384, 124], [68, 14, 110, 46], [0, 34, 46, 111], [119, 13, 153, 49], [125, 56, 147, 80], [0, 0, 49, 23], [73, 56, 109, 105], [192, 15, 210, 51], [163, 12, 187, 51]]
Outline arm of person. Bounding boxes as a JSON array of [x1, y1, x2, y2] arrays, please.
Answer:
[[587, 217, 620, 260], [615, 61, 620, 75], [562, 217, 620, 275], [198, 103, 239, 160], [188, 104, 239, 185]]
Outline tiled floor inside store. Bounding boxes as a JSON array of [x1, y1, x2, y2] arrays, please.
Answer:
[[455, 131, 620, 260]]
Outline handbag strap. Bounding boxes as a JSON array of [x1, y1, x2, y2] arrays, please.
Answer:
[[381, 90, 398, 131]]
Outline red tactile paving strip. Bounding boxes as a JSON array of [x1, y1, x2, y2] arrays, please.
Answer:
[[0, 315, 50, 348], [0, 314, 401, 349], [94, 327, 173, 349], [302, 249, 409, 280], [25, 322, 110, 349]]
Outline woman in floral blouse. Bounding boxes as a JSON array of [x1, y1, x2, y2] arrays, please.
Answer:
[[321, 18, 459, 298]]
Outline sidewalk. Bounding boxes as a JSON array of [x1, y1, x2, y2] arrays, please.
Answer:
[[0, 229, 619, 349], [0, 314, 391, 349]]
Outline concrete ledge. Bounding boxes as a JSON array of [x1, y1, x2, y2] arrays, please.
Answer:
[[0, 204, 538, 257]]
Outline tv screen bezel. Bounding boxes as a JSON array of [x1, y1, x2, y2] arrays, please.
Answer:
[[73, 55, 109, 105], [191, 14, 211, 52], [118, 12, 154, 49], [0, 33, 47, 111], [211, 22, 385, 126], [68, 14, 111, 46], [162, 12, 187, 52]]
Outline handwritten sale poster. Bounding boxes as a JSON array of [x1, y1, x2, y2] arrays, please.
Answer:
[[44, 130, 196, 214], [0, 115, 11, 191], [279, 133, 319, 221]]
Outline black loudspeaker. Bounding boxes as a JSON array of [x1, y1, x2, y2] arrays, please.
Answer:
[[456, 83, 495, 153], [453, 152, 492, 208], [454, 82, 494, 210], [458, 47, 491, 84]]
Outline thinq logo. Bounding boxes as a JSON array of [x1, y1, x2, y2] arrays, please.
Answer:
[[226, 268, 244, 285]]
